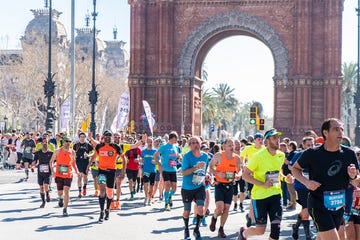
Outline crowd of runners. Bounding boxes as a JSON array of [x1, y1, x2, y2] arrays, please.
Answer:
[[0, 117, 359, 240]]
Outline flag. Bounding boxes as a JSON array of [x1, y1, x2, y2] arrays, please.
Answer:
[[111, 92, 130, 132], [142, 100, 155, 136], [60, 99, 70, 131]]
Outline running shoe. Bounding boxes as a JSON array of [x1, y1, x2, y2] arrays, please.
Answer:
[[63, 208, 69, 217], [31, 167, 34, 173], [237, 227, 247, 240], [46, 194, 50, 202], [144, 198, 148, 206], [218, 228, 227, 238], [193, 228, 202, 240], [40, 202, 45, 208], [82, 188, 87, 196], [201, 217, 207, 226], [192, 217, 197, 225], [115, 200, 121, 210], [104, 209, 110, 220], [58, 198, 64, 207], [24, 177, 28, 182], [184, 229, 190, 240], [98, 211, 104, 223], [78, 193, 82, 198], [165, 204, 171, 211], [209, 216, 217, 232], [151, 198, 155, 204], [110, 201, 115, 210], [245, 213, 252, 228], [292, 224, 299, 240]]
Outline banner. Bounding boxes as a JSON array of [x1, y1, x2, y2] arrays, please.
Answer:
[[142, 100, 155, 136], [60, 99, 70, 131], [111, 92, 130, 132]]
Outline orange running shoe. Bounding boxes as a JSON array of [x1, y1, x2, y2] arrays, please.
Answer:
[[115, 200, 121, 210], [110, 201, 115, 210]]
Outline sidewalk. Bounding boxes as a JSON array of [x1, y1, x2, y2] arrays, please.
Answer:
[[0, 169, 301, 239]]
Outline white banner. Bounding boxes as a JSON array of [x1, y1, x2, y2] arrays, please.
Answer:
[[60, 99, 70, 130], [142, 100, 155, 136], [111, 92, 130, 132]]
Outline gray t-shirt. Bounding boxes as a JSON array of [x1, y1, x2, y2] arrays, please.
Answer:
[[21, 138, 36, 160]]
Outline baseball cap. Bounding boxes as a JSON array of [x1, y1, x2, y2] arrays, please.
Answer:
[[62, 136, 72, 142], [201, 145, 209, 150], [103, 129, 113, 136], [254, 133, 264, 139], [264, 128, 282, 140]]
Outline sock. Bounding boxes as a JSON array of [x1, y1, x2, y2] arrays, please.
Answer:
[[78, 187, 81, 193], [25, 169, 29, 177], [294, 214, 302, 228], [106, 197, 113, 210], [219, 226, 224, 231], [99, 196, 105, 211], [40, 193, 45, 203], [164, 191, 170, 204], [83, 184, 87, 189], [195, 215, 203, 230], [169, 189, 174, 198], [183, 217, 189, 230], [240, 203, 243, 208], [46, 191, 50, 196], [302, 220, 311, 237]]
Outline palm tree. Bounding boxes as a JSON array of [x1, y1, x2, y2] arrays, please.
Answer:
[[342, 62, 357, 137]]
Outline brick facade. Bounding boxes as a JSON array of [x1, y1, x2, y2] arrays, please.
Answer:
[[129, 0, 343, 140]]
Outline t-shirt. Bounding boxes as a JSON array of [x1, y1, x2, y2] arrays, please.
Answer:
[[182, 151, 209, 190], [289, 150, 308, 191], [141, 148, 157, 173], [21, 138, 36, 160], [157, 143, 179, 172], [34, 150, 53, 175], [95, 143, 122, 170], [247, 147, 285, 200], [35, 142, 56, 152], [73, 142, 94, 162], [240, 145, 265, 163], [297, 145, 358, 201], [125, 148, 142, 171]]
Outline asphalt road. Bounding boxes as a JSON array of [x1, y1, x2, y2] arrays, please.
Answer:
[[0, 168, 309, 240]]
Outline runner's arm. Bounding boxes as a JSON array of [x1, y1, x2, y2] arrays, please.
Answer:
[[291, 162, 321, 191], [242, 167, 272, 188]]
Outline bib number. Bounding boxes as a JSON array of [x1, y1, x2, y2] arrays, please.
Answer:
[[58, 165, 69, 175], [39, 164, 50, 173], [266, 171, 280, 186], [302, 172, 309, 180], [192, 169, 206, 185], [169, 160, 177, 167], [225, 171, 234, 181], [324, 190, 345, 211], [98, 174, 107, 184]]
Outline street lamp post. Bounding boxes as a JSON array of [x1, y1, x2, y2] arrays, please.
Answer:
[[355, 1, 360, 145], [4, 116, 8, 133], [88, 0, 98, 137], [44, 0, 56, 132]]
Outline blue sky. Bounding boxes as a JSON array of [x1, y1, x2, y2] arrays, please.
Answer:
[[0, 0, 358, 117]]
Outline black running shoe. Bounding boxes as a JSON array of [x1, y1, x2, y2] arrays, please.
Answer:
[[184, 229, 190, 240], [193, 228, 202, 240], [98, 211, 104, 223], [58, 198, 64, 208], [63, 208, 69, 217], [292, 224, 299, 240], [104, 209, 110, 220]]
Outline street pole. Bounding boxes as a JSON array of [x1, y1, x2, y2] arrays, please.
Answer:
[[44, 0, 56, 132], [355, 1, 360, 145], [88, 0, 98, 137], [70, 0, 75, 137]]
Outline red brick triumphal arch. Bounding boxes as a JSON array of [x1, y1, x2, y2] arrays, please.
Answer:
[[128, 0, 343, 140]]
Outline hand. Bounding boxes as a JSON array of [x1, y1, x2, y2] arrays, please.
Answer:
[[263, 180, 273, 188], [348, 164, 357, 180], [196, 162, 205, 169], [285, 174, 294, 184], [305, 180, 321, 191]]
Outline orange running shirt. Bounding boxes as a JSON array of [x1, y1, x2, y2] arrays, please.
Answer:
[[95, 143, 122, 170], [55, 148, 74, 179], [215, 152, 238, 184]]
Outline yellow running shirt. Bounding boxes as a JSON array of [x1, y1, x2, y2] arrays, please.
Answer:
[[240, 145, 265, 162], [246, 148, 285, 200]]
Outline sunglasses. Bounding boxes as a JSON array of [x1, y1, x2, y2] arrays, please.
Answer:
[[64, 140, 71, 143], [190, 141, 199, 145]]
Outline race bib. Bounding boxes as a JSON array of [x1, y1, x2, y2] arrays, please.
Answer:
[[98, 174, 107, 184], [225, 171, 234, 181], [192, 169, 206, 185], [169, 160, 177, 167], [324, 190, 345, 211], [39, 164, 50, 173], [58, 165, 69, 175], [266, 171, 280, 186], [352, 189, 360, 210], [25, 147, 31, 153]]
